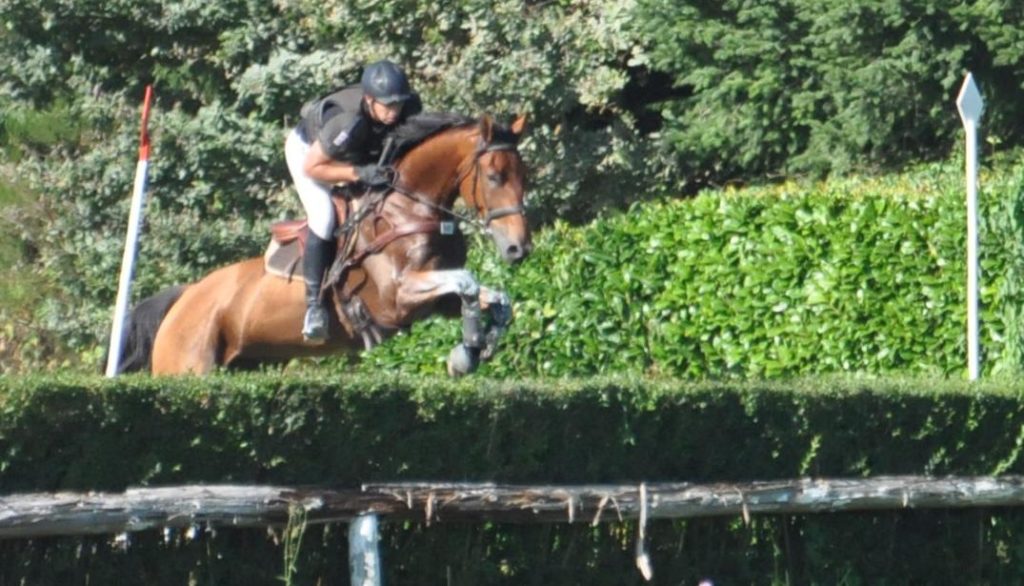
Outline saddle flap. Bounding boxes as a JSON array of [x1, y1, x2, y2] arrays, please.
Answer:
[[270, 219, 309, 246], [263, 238, 303, 280], [265, 197, 352, 284]]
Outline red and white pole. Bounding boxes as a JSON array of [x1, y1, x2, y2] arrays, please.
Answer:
[[105, 85, 154, 377]]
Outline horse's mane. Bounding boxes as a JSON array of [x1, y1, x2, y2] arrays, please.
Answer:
[[390, 112, 476, 159]]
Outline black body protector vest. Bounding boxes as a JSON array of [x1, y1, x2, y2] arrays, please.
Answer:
[[297, 85, 422, 165]]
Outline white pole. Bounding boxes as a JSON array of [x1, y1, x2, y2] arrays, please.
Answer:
[[105, 86, 154, 377], [349, 514, 381, 586], [956, 73, 984, 381], [965, 118, 979, 381]]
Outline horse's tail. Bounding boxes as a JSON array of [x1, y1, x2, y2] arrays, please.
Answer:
[[104, 285, 187, 374]]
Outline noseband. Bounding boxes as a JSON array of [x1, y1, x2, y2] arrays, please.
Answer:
[[466, 141, 526, 226]]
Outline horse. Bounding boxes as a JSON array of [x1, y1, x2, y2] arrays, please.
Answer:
[[114, 113, 531, 376]]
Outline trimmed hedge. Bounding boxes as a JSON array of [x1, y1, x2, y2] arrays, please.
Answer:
[[5, 374, 1024, 490], [5, 374, 1024, 584]]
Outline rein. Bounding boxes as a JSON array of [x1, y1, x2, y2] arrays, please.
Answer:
[[389, 140, 525, 230], [325, 133, 526, 290], [324, 187, 442, 296]]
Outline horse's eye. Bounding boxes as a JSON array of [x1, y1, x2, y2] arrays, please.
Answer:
[[487, 172, 503, 185]]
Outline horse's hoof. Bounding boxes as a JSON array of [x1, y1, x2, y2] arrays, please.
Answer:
[[491, 301, 513, 327], [480, 327, 503, 361], [302, 335, 327, 346], [447, 344, 480, 376]]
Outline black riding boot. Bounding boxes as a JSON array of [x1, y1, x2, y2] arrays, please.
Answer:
[[302, 232, 336, 342]]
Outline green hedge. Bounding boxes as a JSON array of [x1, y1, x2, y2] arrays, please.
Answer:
[[5, 374, 1024, 584], [357, 159, 1024, 378], [5, 374, 1024, 490]]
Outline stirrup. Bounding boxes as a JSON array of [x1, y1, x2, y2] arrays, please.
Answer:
[[302, 305, 329, 343]]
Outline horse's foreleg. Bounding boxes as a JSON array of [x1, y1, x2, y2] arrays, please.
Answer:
[[477, 287, 512, 361], [396, 269, 485, 376]]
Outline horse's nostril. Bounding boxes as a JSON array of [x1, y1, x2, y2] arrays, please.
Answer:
[[506, 245, 522, 259]]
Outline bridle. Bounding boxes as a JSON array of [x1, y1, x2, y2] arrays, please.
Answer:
[[463, 141, 526, 226], [388, 138, 526, 231]]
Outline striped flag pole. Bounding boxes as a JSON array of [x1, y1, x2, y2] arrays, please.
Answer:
[[105, 85, 154, 377]]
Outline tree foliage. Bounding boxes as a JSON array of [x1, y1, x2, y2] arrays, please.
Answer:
[[633, 0, 1024, 180], [3, 0, 1024, 369]]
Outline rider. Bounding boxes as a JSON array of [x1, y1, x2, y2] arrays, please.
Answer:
[[284, 59, 423, 342]]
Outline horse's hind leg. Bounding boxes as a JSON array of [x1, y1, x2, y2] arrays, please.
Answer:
[[152, 328, 222, 375], [151, 294, 224, 375]]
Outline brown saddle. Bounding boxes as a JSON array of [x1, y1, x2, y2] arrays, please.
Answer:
[[263, 220, 310, 281], [265, 189, 444, 284], [270, 219, 310, 248], [264, 194, 351, 281]]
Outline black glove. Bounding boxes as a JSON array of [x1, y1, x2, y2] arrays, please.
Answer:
[[355, 164, 390, 187]]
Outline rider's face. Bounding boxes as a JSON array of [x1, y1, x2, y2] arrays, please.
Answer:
[[367, 97, 403, 126]]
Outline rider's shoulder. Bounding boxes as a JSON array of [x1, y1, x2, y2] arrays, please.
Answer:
[[304, 84, 362, 121], [326, 85, 365, 109]]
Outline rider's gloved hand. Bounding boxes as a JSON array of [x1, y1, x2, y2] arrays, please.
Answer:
[[355, 164, 391, 187]]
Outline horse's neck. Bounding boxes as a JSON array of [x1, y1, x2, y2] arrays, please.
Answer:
[[395, 129, 476, 207]]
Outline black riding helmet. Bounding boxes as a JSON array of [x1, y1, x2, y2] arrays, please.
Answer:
[[361, 60, 412, 105]]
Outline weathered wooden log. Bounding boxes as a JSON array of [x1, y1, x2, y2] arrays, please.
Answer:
[[0, 485, 382, 539], [362, 476, 1024, 524], [2, 476, 1024, 539]]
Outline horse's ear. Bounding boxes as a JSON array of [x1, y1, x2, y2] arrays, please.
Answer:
[[479, 115, 494, 143], [510, 114, 527, 137]]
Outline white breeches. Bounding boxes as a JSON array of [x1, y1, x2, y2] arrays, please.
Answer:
[[285, 128, 336, 240]]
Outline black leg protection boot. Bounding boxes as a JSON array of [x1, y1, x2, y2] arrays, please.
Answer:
[[301, 232, 336, 343]]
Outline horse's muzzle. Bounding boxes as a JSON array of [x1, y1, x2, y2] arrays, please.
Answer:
[[490, 227, 532, 264], [502, 241, 532, 264]]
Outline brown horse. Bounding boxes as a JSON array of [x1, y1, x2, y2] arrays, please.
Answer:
[[115, 113, 530, 375]]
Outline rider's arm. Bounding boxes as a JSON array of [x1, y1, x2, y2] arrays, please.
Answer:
[[303, 140, 360, 184], [304, 110, 365, 184]]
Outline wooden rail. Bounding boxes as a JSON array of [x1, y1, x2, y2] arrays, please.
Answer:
[[3, 476, 1024, 539]]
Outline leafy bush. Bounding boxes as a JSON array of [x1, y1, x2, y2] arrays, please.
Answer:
[[6, 0, 1024, 371], [357, 159, 1024, 378]]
